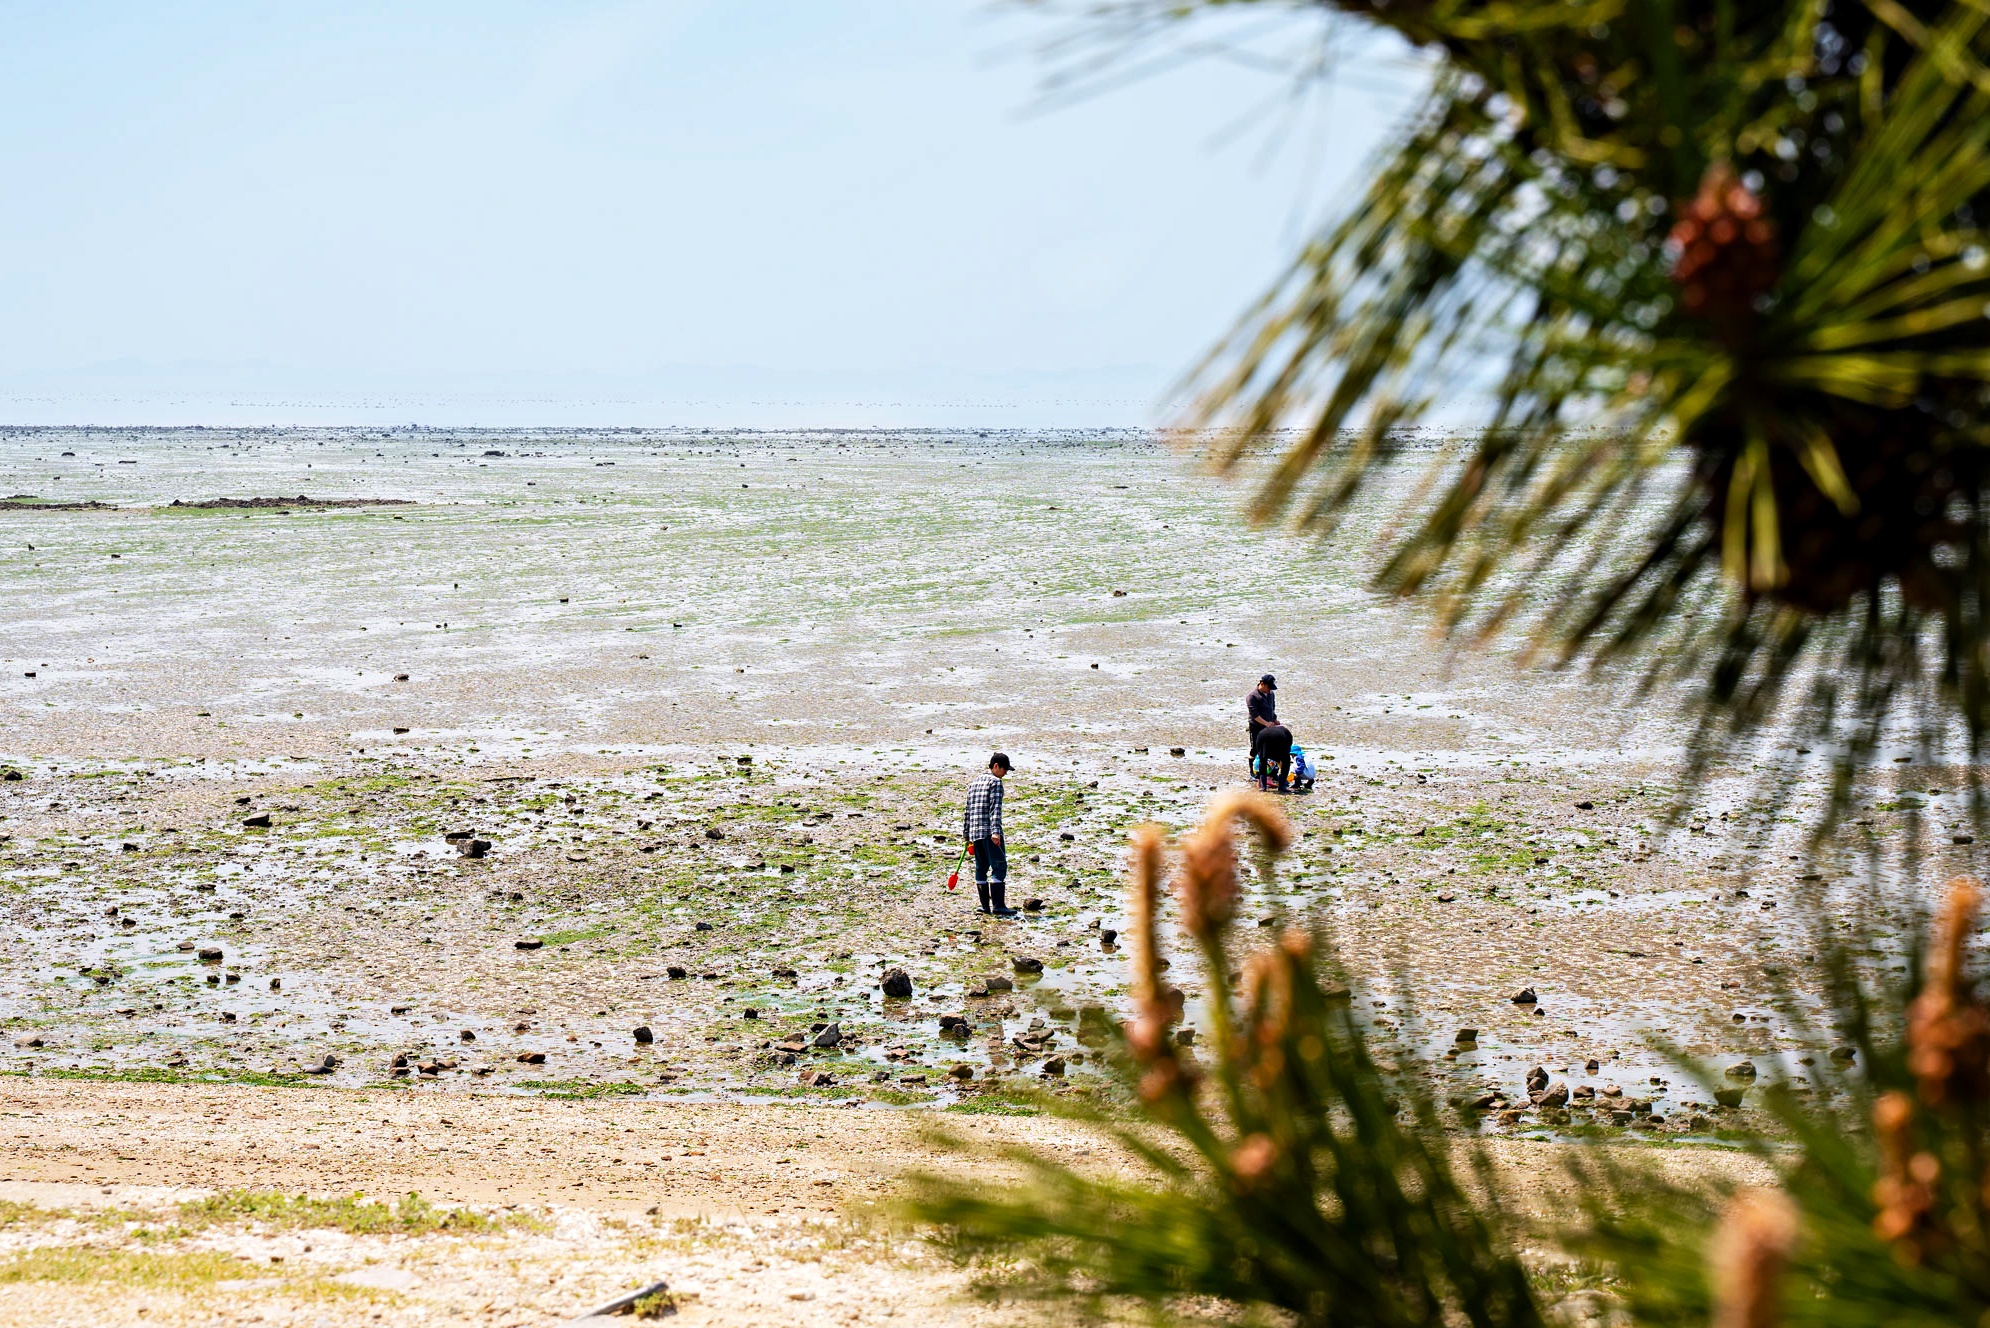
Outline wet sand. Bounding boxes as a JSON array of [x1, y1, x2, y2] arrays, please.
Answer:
[[0, 427, 1963, 1323]]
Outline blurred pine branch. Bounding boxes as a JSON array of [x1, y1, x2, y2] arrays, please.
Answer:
[[903, 793, 1545, 1326], [1024, 0, 1990, 831]]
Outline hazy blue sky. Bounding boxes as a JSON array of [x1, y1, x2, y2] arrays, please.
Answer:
[[0, 2, 1418, 426]]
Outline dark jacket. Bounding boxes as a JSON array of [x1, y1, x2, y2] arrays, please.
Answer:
[[1247, 688, 1278, 740]]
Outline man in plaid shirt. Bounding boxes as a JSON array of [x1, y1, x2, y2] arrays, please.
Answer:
[[962, 752, 1013, 916]]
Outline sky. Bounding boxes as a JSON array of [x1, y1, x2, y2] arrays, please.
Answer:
[[0, 2, 1420, 427]]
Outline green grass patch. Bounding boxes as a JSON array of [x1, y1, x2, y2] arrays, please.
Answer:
[[2, 1066, 315, 1090], [0, 1246, 253, 1289], [179, 1189, 520, 1236], [516, 1078, 647, 1100], [944, 1096, 1041, 1117], [537, 925, 614, 947]]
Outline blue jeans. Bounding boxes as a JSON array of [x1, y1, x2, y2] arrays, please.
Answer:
[[971, 839, 1007, 912], [971, 838, 1006, 884]]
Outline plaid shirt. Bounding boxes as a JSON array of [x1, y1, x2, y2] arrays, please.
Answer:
[[962, 772, 1004, 842]]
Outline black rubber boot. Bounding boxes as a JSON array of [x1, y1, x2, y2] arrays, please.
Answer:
[[992, 881, 1015, 916], [976, 880, 992, 914]]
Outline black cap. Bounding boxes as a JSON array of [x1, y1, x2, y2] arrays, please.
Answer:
[[1260, 674, 1277, 689], [990, 752, 1012, 771]]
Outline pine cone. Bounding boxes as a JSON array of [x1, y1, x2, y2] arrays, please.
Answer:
[[1670, 164, 1778, 335]]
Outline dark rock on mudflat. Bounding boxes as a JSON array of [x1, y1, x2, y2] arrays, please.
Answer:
[[515, 939, 543, 951], [880, 968, 913, 998], [1022, 897, 1044, 911], [197, 947, 223, 963], [633, 1026, 655, 1044], [1511, 987, 1537, 1005], [302, 1054, 340, 1075], [1011, 956, 1043, 975], [456, 838, 491, 858], [242, 813, 272, 828], [812, 1023, 842, 1048], [666, 966, 687, 979], [517, 1051, 547, 1065], [1041, 1056, 1066, 1076]]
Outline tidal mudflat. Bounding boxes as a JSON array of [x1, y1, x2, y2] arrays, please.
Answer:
[[0, 428, 1966, 1323]]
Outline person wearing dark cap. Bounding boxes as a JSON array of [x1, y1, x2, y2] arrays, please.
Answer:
[[962, 753, 1013, 916], [1247, 675, 1279, 769]]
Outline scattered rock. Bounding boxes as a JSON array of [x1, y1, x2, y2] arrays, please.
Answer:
[[1041, 1056, 1066, 1076], [1534, 1081, 1569, 1108], [1574, 800, 1594, 810], [0, 769, 20, 782], [1512, 987, 1537, 1005], [302, 1054, 339, 1075], [984, 974, 1015, 992], [772, 966, 798, 979], [1829, 1046, 1857, 1063], [517, 1051, 546, 1065], [1175, 1027, 1196, 1047], [1169, 747, 1186, 757], [812, 1023, 843, 1048], [947, 1063, 974, 1080], [666, 966, 688, 980], [938, 1014, 970, 1035], [515, 939, 543, 951], [1010, 956, 1044, 975], [11, 1035, 45, 1049], [1454, 1028, 1478, 1044], [742, 1008, 758, 1020], [1525, 1065, 1549, 1094], [242, 813, 271, 829], [1022, 897, 1044, 911], [1713, 1087, 1747, 1108], [1725, 1061, 1757, 1081], [634, 1026, 654, 1044], [704, 827, 725, 840], [459, 1030, 475, 1042], [197, 947, 223, 963], [455, 838, 491, 859], [1099, 928, 1118, 945], [880, 968, 913, 998], [269, 978, 281, 991], [694, 921, 714, 932]]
